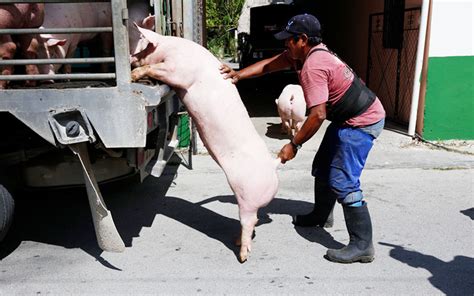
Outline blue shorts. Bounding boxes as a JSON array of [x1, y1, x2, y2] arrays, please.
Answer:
[[312, 119, 384, 205]]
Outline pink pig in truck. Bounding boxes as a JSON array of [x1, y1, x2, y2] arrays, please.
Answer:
[[0, 0, 198, 250]]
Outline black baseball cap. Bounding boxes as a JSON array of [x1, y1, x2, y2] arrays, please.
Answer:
[[274, 13, 321, 40]]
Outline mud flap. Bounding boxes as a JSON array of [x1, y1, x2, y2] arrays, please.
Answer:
[[69, 143, 125, 252]]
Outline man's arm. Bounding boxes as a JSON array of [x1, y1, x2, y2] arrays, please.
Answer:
[[278, 103, 326, 163], [220, 52, 293, 83]]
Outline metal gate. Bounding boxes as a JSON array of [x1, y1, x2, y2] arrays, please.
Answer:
[[367, 8, 421, 125]]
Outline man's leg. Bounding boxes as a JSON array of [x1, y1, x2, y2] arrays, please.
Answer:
[[326, 201, 374, 263], [293, 124, 337, 228], [292, 179, 336, 227], [324, 126, 376, 263]]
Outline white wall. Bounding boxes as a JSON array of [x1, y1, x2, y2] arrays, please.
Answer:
[[430, 0, 474, 57]]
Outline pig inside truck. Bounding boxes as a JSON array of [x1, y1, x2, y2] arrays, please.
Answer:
[[0, 1, 188, 250]]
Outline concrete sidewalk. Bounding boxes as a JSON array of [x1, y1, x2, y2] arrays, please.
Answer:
[[1, 117, 472, 295]]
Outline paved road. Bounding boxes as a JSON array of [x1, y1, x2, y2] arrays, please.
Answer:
[[1, 78, 473, 295]]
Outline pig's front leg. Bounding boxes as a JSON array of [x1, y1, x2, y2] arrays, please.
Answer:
[[131, 63, 168, 82]]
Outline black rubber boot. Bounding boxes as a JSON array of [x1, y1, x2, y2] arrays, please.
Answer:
[[325, 202, 375, 263], [292, 181, 336, 228]]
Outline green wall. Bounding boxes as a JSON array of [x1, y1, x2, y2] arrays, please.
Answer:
[[423, 56, 474, 140]]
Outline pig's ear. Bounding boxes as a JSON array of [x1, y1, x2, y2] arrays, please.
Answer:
[[134, 22, 160, 46], [141, 15, 155, 30], [45, 38, 67, 47]]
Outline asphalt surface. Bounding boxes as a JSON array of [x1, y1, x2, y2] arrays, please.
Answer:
[[0, 79, 473, 295]]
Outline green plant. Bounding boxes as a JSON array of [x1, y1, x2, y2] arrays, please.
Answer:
[[206, 0, 245, 59]]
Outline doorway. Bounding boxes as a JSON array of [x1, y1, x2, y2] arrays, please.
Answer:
[[367, 8, 422, 126]]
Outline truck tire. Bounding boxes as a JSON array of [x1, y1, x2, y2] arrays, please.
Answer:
[[0, 185, 14, 242]]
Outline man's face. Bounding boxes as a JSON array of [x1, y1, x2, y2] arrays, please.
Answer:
[[285, 36, 304, 61]]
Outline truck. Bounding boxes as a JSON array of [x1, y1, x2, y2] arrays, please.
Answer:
[[238, 2, 302, 68], [0, 0, 203, 252]]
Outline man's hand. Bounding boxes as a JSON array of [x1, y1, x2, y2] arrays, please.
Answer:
[[219, 64, 240, 84], [278, 143, 297, 164]]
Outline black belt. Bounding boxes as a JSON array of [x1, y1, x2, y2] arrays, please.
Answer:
[[327, 77, 376, 123]]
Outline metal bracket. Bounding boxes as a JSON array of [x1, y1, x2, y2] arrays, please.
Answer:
[[48, 108, 96, 145], [48, 108, 124, 252]]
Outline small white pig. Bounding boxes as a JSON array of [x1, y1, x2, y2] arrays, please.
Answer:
[[130, 23, 280, 263], [275, 84, 306, 136]]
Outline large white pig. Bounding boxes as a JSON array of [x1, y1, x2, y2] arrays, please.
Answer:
[[130, 24, 280, 263], [37, 3, 113, 75], [275, 84, 306, 136], [0, 4, 45, 88]]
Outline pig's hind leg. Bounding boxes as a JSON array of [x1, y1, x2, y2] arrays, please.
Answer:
[[232, 166, 278, 263], [280, 119, 291, 135], [235, 204, 259, 263], [295, 121, 303, 135]]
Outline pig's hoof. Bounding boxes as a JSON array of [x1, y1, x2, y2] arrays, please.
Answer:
[[239, 252, 248, 263], [131, 69, 144, 81], [239, 245, 251, 263]]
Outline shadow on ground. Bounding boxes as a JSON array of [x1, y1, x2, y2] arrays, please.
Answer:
[[265, 122, 292, 140], [197, 195, 344, 250], [0, 160, 179, 270], [460, 207, 474, 220], [380, 242, 474, 295], [0, 158, 342, 266]]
